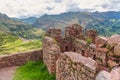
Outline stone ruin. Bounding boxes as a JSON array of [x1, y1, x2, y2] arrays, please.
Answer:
[[43, 24, 120, 80]]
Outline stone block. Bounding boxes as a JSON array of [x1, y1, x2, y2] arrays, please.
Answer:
[[96, 71, 111, 80], [95, 36, 107, 48], [114, 44, 120, 56]]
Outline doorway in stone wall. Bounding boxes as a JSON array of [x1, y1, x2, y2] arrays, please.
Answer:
[[65, 46, 68, 52]]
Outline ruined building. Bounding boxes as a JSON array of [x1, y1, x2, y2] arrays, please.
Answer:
[[43, 24, 120, 80], [0, 23, 119, 80]]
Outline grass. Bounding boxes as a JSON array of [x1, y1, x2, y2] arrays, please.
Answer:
[[0, 34, 42, 55], [13, 61, 56, 80], [86, 37, 92, 44]]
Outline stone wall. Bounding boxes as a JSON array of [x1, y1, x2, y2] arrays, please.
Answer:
[[46, 28, 62, 43], [86, 30, 97, 44], [95, 36, 120, 70], [43, 24, 120, 80], [43, 36, 61, 74], [0, 49, 42, 69], [73, 39, 96, 58], [56, 52, 98, 80], [65, 24, 84, 40], [60, 37, 73, 52]]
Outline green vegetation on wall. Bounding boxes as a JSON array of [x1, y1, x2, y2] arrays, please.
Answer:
[[86, 38, 92, 44]]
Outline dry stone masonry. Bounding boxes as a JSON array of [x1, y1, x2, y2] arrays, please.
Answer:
[[42, 36, 61, 74], [0, 49, 42, 69], [0, 23, 120, 80], [43, 23, 120, 80], [56, 52, 97, 80]]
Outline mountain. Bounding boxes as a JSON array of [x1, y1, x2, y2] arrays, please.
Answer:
[[33, 11, 120, 36], [33, 12, 96, 30], [16, 17, 37, 24], [0, 13, 44, 39]]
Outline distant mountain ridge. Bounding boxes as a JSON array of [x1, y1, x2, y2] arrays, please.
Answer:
[[0, 11, 120, 37], [32, 11, 120, 36], [15, 17, 37, 24], [0, 13, 44, 39]]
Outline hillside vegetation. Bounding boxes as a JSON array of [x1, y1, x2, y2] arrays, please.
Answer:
[[0, 13, 44, 39], [1, 11, 120, 54], [33, 11, 120, 36], [0, 13, 44, 55], [0, 33, 42, 55]]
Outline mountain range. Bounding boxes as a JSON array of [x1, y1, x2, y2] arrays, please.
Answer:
[[15, 17, 37, 24], [0, 13, 44, 39], [0, 11, 120, 38], [32, 11, 120, 36]]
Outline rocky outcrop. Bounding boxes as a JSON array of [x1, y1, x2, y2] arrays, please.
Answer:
[[0, 49, 42, 69]]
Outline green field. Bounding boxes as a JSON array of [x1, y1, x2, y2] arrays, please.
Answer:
[[13, 61, 56, 80], [0, 34, 42, 55]]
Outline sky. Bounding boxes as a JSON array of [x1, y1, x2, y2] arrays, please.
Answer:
[[0, 0, 120, 18]]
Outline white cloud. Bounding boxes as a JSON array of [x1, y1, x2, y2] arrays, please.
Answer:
[[0, 0, 119, 18]]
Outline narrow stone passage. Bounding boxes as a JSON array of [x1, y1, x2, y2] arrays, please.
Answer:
[[0, 66, 18, 80]]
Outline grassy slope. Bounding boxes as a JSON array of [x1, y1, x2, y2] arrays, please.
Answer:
[[13, 61, 56, 80], [0, 34, 42, 55], [0, 17, 44, 55]]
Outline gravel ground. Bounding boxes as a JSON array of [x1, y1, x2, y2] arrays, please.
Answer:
[[0, 66, 18, 80]]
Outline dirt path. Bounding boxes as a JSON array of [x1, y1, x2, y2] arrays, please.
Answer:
[[0, 66, 18, 80]]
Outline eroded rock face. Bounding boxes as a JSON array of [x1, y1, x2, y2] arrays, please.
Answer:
[[114, 44, 120, 56]]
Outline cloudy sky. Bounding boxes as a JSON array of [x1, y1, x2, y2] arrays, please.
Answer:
[[0, 0, 120, 18]]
